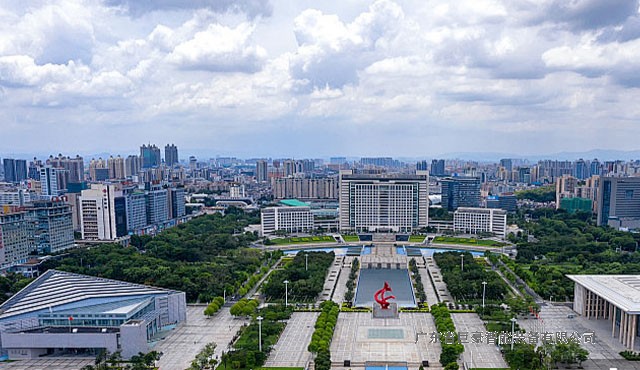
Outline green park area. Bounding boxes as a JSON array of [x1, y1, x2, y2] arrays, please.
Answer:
[[408, 235, 425, 243], [268, 236, 335, 245], [342, 234, 360, 242], [432, 236, 506, 247]]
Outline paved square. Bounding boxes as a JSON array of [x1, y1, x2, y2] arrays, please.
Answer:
[[0, 358, 93, 370], [331, 312, 441, 366], [451, 313, 508, 369], [264, 312, 319, 368]]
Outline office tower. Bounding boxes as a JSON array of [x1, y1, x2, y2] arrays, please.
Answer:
[[26, 199, 74, 254], [89, 158, 107, 181], [256, 160, 268, 182], [339, 170, 429, 233], [145, 185, 168, 225], [2, 159, 26, 183], [416, 160, 428, 171], [430, 159, 445, 176], [518, 167, 531, 184], [0, 211, 35, 268], [125, 155, 141, 178], [500, 158, 513, 173], [165, 144, 179, 167], [140, 144, 161, 169], [122, 187, 147, 233], [80, 184, 123, 240], [189, 156, 197, 171], [454, 208, 507, 239], [360, 157, 401, 168], [575, 159, 589, 180], [441, 177, 481, 211], [107, 155, 126, 180], [485, 194, 517, 213], [39, 166, 59, 197], [556, 175, 578, 209], [597, 177, 640, 226], [167, 187, 186, 219], [590, 159, 601, 177]]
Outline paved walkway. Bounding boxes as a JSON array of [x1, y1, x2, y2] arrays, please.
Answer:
[[451, 313, 508, 369], [426, 256, 452, 303], [0, 358, 93, 370], [154, 305, 249, 370], [418, 266, 439, 306], [318, 256, 344, 303], [265, 312, 319, 368]]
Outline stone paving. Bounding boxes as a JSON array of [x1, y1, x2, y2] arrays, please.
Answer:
[[319, 255, 344, 303], [264, 312, 319, 368], [154, 305, 248, 370], [330, 312, 441, 366], [418, 267, 439, 306], [426, 257, 452, 303], [0, 358, 93, 370], [451, 313, 508, 369]]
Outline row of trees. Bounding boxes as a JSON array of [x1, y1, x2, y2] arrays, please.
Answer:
[[229, 299, 259, 317], [42, 212, 274, 302], [430, 303, 463, 369], [81, 350, 160, 370], [503, 341, 588, 369], [308, 301, 340, 370], [433, 252, 508, 302], [343, 258, 359, 303], [203, 296, 225, 316], [408, 258, 427, 303], [261, 252, 335, 302]]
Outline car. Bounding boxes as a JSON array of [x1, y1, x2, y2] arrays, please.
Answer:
[[567, 314, 575, 319]]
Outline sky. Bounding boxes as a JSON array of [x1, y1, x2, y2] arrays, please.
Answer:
[[1, 0, 640, 159]]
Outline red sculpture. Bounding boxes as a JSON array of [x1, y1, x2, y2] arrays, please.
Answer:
[[374, 281, 395, 309]]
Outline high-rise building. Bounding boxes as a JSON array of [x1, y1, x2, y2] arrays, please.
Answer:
[[518, 167, 531, 184], [485, 194, 517, 213], [256, 160, 268, 182], [453, 207, 507, 239], [39, 166, 59, 197], [80, 184, 123, 240], [416, 160, 428, 171], [339, 170, 429, 233], [108, 156, 126, 180], [47, 155, 84, 183], [430, 159, 445, 176], [597, 177, 640, 226], [123, 187, 147, 233], [590, 159, 601, 177], [89, 158, 107, 181], [556, 175, 578, 209], [500, 158, 513, 173], [0, 211, 34, 268], [0, 189, 31, 206], [145, 185, 168, 225], [575, 159, 589, 180], [165, 144, 179, 167], [26, 199, 74, 254], [125, 155, 141, 178], [283, 160, 295, 177], [168, 187, 186, 219], [440, 177, 481, 211], [271, 177, 338, 199], [28, 158, 42, 181], [2, 159, 27, 183], [261, 206, 314, 235], [140, 144, 161, 169]]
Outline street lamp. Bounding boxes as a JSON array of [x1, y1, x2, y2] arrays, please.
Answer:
[[305, 253, 308, 271], [284, 280, 289, 306], [482, 281, 487, 310], [510, 317, 517, 350], [461, 254, 464, 272], [257, 316, 263, 352]]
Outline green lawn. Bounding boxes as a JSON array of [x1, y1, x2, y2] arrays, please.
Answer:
[[269, 236, 335, 245], [258, 368, 304, 370], [432, 236, 506, 247], [408, 235, 425, 243], [342, 234, 360, 242]]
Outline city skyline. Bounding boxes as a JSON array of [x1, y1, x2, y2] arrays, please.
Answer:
[[1, 1, 640, 156]]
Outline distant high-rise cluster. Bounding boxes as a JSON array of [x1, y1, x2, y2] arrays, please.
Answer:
[[165, 144, 179, 167]]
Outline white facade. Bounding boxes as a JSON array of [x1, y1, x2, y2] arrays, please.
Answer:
[[453, 207, 507, 238], [261, 206, 314, 235], [339, 171, 429, 233], [0, 190, 30, 206], [80, 184, 122, 240], [39, 166, 58, 197]]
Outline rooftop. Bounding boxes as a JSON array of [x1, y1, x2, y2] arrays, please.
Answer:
[[567, 275, 640, 313], [0, 270, 177, 320], [279, 199, 310, 207]]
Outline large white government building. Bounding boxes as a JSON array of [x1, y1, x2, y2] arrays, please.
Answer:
[[453, 207, 507, 239], [261, 201, 314, 236], [568, 275, 640, 350], [0, 270, 186, 359], [339, 170, 429, 233]]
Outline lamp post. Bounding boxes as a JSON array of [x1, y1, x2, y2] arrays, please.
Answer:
[[482, 281, 487, 310], [305, 253, 308, 271], [284, 280, 289, 306], [461, 254, 464, 272], [257, 316, 263, 352], [510, 317, 517, 350]]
